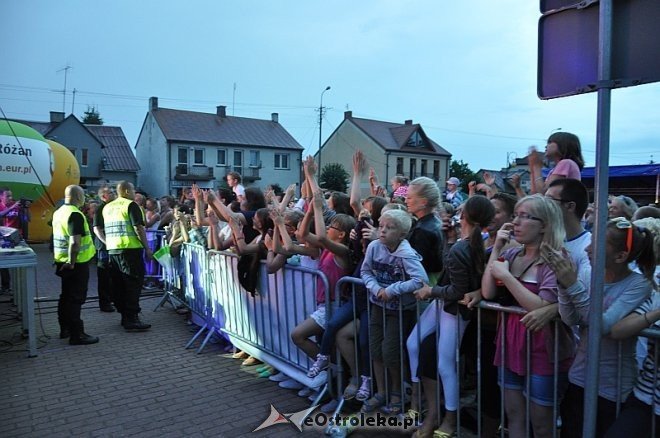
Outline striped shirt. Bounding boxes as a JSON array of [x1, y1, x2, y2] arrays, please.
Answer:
[[632, 292, 660, 415]]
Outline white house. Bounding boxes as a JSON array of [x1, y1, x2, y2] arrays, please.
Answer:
[[317, 111, 452, 194], [135, 97, 303, 197]]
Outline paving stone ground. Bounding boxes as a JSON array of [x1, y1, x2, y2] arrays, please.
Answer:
[[0, 244, 474, 438]]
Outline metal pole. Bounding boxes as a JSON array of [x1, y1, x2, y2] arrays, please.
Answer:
[[583, 1, 613, 437], [318, 86, 330, 179]]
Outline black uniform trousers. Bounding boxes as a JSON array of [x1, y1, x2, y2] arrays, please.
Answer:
[[56, 261, 90, 335], [108, 249, 144, 316]]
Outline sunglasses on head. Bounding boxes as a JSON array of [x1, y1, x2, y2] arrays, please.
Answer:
[[612, 217, 634, 253]]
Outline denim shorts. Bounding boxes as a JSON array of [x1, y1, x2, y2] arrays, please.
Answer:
[[498, 367, 568, 407]]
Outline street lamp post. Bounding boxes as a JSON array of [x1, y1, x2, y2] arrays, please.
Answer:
[[318, 86, 331, 178]]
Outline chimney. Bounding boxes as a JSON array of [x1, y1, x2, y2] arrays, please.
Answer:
[[344, 111, 352, 119], [404, 119, 413, 125], [50, 111, 65, 123], [217, 105, 227, 118], [149, 96, 158, 111], [271, 113, 279, 123]]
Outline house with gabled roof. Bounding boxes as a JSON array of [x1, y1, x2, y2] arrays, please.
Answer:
[[318, 111, 452, 193], [135, 97, 304, 197], [11, 111, 139, 189]]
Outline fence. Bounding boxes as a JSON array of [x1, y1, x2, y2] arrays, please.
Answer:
[[153, 242, 659, 437]]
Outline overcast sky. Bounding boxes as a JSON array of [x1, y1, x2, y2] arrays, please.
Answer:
[[2, 0, 659, 173]]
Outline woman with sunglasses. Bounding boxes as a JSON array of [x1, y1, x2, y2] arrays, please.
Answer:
[[482, 194, 575, 438], [541, 217, 656, 437]]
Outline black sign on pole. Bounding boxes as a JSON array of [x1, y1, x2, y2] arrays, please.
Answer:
[[538, 0, 660, 99]]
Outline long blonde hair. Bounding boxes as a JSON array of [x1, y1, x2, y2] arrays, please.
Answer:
[[516, 194, 565, 251]]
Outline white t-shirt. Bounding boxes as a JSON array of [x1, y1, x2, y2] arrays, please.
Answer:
[[233, 184, 245, 200], [565, 229, 591, 289]]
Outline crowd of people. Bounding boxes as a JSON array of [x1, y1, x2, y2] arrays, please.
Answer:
[[48, 131, 659, 437]]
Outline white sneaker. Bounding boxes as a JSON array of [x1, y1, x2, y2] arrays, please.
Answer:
[[309, 370, 328, 389], [297, 387, 314, 398], [268, 372, 289, 383], [279, 378, 304, 390]]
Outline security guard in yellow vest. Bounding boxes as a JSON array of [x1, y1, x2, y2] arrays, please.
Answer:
[[97, 181, 152, 331], [53, 185, 99, 345]]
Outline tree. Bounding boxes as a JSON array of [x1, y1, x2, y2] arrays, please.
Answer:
[[319, 163, 349, 192], [449, 159, 477, 191], [82, 105, 103, 125]]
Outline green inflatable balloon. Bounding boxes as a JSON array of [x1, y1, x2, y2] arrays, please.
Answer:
[[0, 120, 52, 202]]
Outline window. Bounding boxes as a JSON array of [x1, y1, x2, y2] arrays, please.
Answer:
[[177, 148, 188, 164], [421, 159, 427, 177], [216, 149, 227, 166], [433, 160, 440, 180], [249, 150, 260, 168], [233, 150, 243, 174], [81, 148, 88, 167], [396, 157, 404, 175], [274, 153, 290, 170], [409, 159, 416, 179], [406, 131, 424, 148], [193, 148, 204, 165]]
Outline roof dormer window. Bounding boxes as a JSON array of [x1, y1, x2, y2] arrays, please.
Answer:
[[406, 131, 424, 148]]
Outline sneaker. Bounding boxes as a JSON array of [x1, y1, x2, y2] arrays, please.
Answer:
[[307, 353, 329, 378], [355, 375, 371, 402], [309, 370, 328, 389], [258, 368, 274, 378], [231, 350, 248, 359], [308, 390, 320, 402], [279, 378, 304, 390], [268, 372, 289, 383], [241, 356, 262, 366], [297, 387, 314, 398], [343, 376, 360, 400], [321, 399, 339, 413], [255, 364, 270, 373]]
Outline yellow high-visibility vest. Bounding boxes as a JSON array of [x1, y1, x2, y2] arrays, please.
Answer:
[[52, 204, 95, 263], [102, 197, 143, 250]]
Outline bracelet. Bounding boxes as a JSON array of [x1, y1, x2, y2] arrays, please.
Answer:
[[535, 176, 544, 181], [643, 312, 652, 327]]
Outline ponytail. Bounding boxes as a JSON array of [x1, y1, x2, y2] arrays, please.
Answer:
[[630, 226, 657, 289], [469, 224, 487, 276]]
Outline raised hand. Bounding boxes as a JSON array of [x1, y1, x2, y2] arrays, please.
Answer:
[[191, 183, 202, 200], [352, 150, 367, 175], [509, 173, 521, 188], [483, 171, 496, 186], [303, 155, 317, 176]]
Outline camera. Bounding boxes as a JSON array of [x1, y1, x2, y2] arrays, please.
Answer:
[[450, 214, 460, 227], [19, 198, 33, 208]]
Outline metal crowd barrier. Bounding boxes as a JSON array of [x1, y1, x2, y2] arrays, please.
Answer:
[[323, 278, 659, 438], [161, 243, 659, 437], [144, 229, 165, 285], [163, 244, 334, 393]]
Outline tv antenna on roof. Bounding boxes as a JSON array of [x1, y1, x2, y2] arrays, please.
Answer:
[[57, 64, 72, 114]]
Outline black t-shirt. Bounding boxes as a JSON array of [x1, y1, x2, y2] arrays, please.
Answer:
[[93, 202, 107, 250], [67, 209, 86, 237]]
